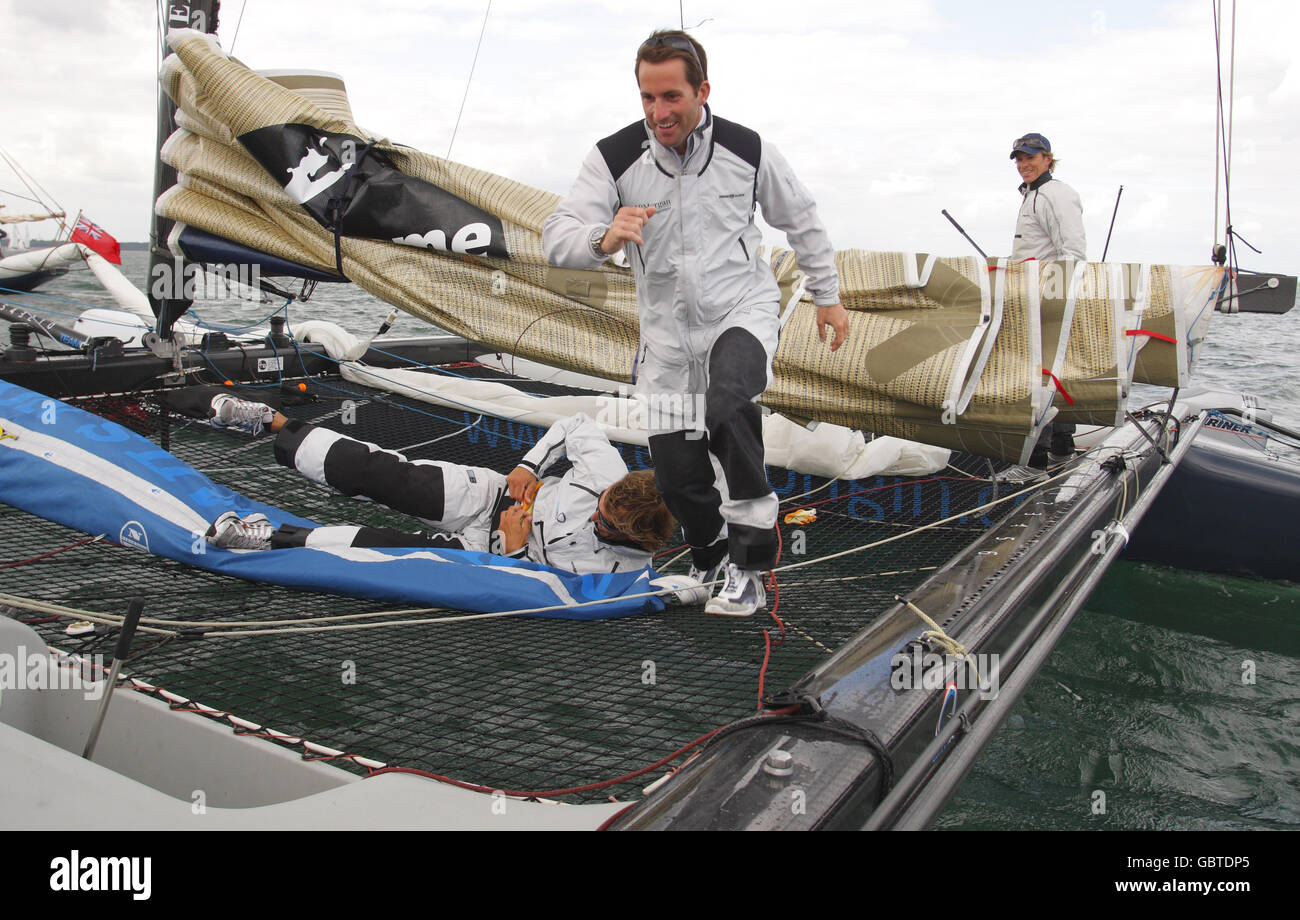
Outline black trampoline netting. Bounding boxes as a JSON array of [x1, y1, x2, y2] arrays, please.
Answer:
[[1, 365, 1038, 801]]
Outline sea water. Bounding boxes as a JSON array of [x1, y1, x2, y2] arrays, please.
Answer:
[[938, 301, 1300, 831], [5, 251, 1298, 830]]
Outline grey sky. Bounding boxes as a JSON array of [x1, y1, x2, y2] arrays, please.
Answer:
[[3, 0, 1295, 275]]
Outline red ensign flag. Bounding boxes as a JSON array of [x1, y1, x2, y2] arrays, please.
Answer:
[[70, 214, 122, 265]]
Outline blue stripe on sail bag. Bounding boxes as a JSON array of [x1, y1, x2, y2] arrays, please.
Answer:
[[0, 381, 663, 619]]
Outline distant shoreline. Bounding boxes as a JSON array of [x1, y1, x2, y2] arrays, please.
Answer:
[[24, 239, 148, 251]]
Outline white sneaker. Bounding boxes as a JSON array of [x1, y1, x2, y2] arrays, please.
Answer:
[[206, 511, 275, 551], [688, 555, 729, 596], [704, 563, 767, 617], [995, 464, 1047, 485], [210, 394, 274, 435], [649, 574, 709, 606]]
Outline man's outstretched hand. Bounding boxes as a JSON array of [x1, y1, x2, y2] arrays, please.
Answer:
[[817, 303, 850, 352]]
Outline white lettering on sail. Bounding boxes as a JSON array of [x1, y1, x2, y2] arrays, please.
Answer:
[[393, 222, 493, 255], [283, 139, 353, 204]]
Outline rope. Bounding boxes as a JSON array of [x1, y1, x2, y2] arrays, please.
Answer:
[[771, 458, 1095, 578], [755, 526, 786, 709], [1041, 368, 1075, 405], [368, 706, 804, 802], [0, 534, 104, 569], [0, 145, 67, 234], [1125, 329, 1177, 344], [895, 596, 980, 685], [0, 444, 1132, 641]]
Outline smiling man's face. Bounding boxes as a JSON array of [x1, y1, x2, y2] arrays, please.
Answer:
[[1014, 150, 1052, 185], [638, 57, 709, 155]]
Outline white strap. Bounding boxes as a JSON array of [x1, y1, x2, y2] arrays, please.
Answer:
[[779, 270, 808, 331]]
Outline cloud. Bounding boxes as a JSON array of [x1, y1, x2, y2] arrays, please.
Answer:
[[1, 0, 1293, 277], [869, 173, 936, 197]]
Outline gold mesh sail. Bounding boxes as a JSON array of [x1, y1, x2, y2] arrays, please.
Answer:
[[157, 31, 1225, 463]]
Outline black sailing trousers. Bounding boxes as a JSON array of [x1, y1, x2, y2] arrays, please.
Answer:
[[648, 327, 777, 572]]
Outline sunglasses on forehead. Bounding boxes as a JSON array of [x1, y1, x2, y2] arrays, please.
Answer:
[[1012, 136, 1047, 151], [639, 33, 704, 72], [593, 500, 627, 539]]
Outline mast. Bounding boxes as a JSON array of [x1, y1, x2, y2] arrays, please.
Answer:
[[147, 1, 222, 343], [1210, 0, 1237, 265]]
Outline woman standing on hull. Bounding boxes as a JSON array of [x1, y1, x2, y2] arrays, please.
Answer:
[[1010, 132, 1086, 262], [1010, 132, 1084, 465]]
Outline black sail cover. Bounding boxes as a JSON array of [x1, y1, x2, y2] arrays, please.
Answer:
[[237, 125, 508, 260]]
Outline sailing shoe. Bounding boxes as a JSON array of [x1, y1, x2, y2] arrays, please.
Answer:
[[210, 394, 274, 436], [704, 563, 768, 617], [649, 574, 709, 606], [1048, 430, 1076, 463], [688, 555, 729, 597], [206, 511, 275, 551], [995, 464, 1047, 486]]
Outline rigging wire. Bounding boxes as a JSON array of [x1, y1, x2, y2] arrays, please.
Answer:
[[446, 0, 493, 160], [0, 187, 52, 208], [1210, 0, 1238, 270], [229, 0, 248, 54], [0, 147, 68, 237]]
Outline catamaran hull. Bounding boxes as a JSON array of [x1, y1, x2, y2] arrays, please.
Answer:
[[0, 266, 68, 292], [610, 414, 1204, 829], [1124, 428, 1300, 582], [0, 616, 623, 829]]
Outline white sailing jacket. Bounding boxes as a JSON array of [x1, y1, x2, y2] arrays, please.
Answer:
[[1011, 172, 1087, 261], [515, 413, 654, 576], [279, 414, 652, 576], [542, 107, 839, 400]]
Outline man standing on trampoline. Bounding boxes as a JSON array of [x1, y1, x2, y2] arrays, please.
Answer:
[[543, 29, 848, 615]]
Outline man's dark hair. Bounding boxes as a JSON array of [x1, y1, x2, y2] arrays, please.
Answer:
[[635, 29, 708, 91], [604, 469, 676, 552]]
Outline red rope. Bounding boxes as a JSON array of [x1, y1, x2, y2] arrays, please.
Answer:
[[596, 802, 640, 831], [757, 629, 775, 709], [0, 535, 101, 569], [652, 541, 689, 561], [755, 526, 787, 709], [1041, 368, 1076, 405], [366, 707, 801, 800], [1126, 329, 1178, 344]]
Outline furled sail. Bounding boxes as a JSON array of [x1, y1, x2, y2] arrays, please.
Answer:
[[155, 30, 1225, 464], [0, 207, 66, 225]]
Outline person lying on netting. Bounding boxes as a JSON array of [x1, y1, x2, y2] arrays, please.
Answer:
[[202, 396, 669, 570], [199, 396, 715, 600]]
